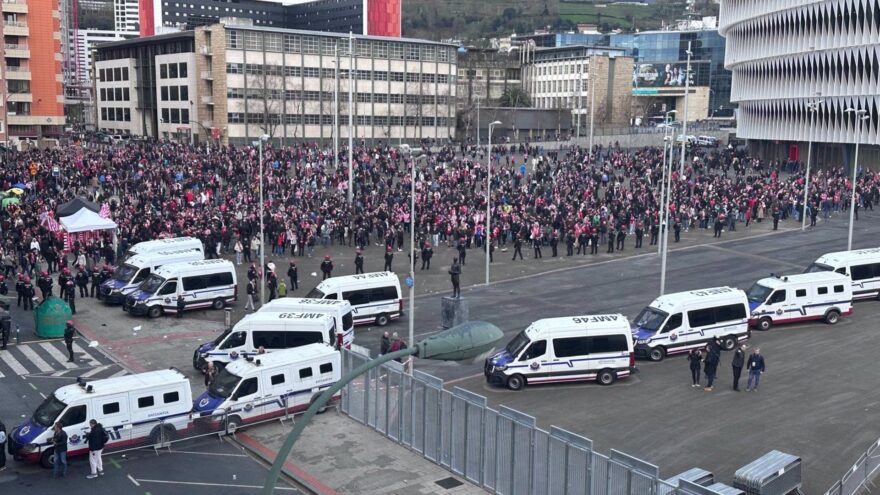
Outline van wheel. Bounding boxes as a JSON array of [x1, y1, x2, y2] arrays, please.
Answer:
[[758, 317, 773, 331], [506, 374, 526, 391], [212, 298, 225, 310], [226, 415, 243, 434], [310, 394, 328, 414], [148, 424, 176, 445], [648, 347, 666, 362], [825, 310, 840, 325], [375, 313, 390, 327], [722, 336, 738, 351], [40, 448, 54, 469], [147, 306, 163, 318], [597, 369, 616, 386]]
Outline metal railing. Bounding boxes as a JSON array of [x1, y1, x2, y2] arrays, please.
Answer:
[[825, 438, 880, 495], [340, 348, 691, 495]]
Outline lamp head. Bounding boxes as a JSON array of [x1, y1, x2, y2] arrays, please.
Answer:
[[414, 321, 504, 363], [490, 121, 502, 126]]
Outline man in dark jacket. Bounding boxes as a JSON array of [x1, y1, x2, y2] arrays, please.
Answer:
[[287, 261, 298, 291], [731, 344, 746, 391], [65, 280, 76, 315], [176, 294, 186, 318], [0, 418, 7, 471], [64, 321, 76, 362], [449, 258, 461, 298], [320, 256, 334, 280], [52, 422, 68, 478], [746, 347, 766, 392], [354, 249, 365, 274], [379, 331, 391, 355], [383, 247, 394, 272], [703, 337, 722, 392], [420, 243, 433, 270], [85, 419, 108, 479]]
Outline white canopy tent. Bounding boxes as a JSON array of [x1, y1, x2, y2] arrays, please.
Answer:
[[60, 208, 117, 233]]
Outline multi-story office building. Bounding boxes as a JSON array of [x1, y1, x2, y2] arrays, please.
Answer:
[[93, 22, 456, 143], [114, 0, 139, 32], [720, 0, 879, 163], [455, 47, 521, 109], [1, 0, 66, 144]]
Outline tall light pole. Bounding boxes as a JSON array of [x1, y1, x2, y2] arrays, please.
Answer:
[[347, 31, 354, 205], [476, 98, 481, 147], [658, 110, 676, 256], [486, 121, 501, 285], [189, 100, 195, 147], [408, 153, 426, 374], [660, 117, 678, 296], [844, 108, 868, 251], [679, 41, 692, 175], [334, 40, 339, 172], [588, 63, 596, 156], [255, 134, 269, 304], [801, 98, 823, 231], [576, 62, 584, 140]]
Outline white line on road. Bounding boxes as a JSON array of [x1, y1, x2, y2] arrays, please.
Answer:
[[71, 342, 100, 366], [167, 450, 250, 457], [17, 345, 53, 372], [127, 474, 140, 486], [107, 369, 128, 378], [134, 478, 298, 491], [0, 349, 31, 375], [80, 364, 114, 378], [40, 342, 78, 369]]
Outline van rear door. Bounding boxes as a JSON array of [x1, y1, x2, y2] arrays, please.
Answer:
[[95, 394, 131, 445]]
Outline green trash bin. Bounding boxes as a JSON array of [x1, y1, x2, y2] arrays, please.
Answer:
[[34, 296, 73, 339]]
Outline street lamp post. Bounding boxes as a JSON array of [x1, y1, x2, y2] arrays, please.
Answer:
[[254, 134, 269, 304], [679, 41, 692, 175], [347, 31, 354, 205], [658, 110, 676, 256], [844, 108, 869, 250], [486, 121, 501, 285], [260, 321, 504, 495], [588, 66, 595, 156], [408, 153, 426, 374], [189, 100, 195, 147], [660, 115, 678, 296], [802, 98, 823, 231], [334, 40, 339, 172]]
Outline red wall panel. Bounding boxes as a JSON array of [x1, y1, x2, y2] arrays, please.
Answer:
[[366, 0, 401, 37]]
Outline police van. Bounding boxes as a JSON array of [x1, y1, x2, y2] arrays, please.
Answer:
[[631, 287, 750, 361], [259, 297, 355, 348], [100, 248, 204, 304], [193, 343, 340, 432], [484, 314, 634, 390], [7, 369, 192, 468], [306, 272, 402, 326], [123, 259, 237, 318], [805, 248, 880, 300], [193, 311, 337, 368], [746, 272, 853, 330], [124, 237, 204, 261]]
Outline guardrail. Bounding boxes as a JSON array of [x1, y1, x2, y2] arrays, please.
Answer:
[[825, 438, 880, 495]]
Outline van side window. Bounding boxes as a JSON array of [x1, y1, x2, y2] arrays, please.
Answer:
[[235, 378, 258, 399], [183, 275, 208, 291], [102, 402, 120, 415], [519, 340, 547, 361], [588, 335, 629, 353], [59, 405, 87, 427], [768, 290, 787, 304], [687, 308, 716, 328], [553, 337, 589, 358], [163, 392, 179, 404], [818, 287, 829, 295], [716, 304, 747, 322], [158, 281, 177, 296], [286, 332, 324, 348], [137, 396, 155, 408], [324, 292, 337, 300], [795, 289, 807, 297], [132, 268, 151, 284], [342, 312, 354, 330], [850, 264, 874, 281], [221, 331, 247, 349], [299, 367, 314, 379], [372, 286, 398, 301], [254, 331, 285, 349], [271, 374, 285, 385], [660, 313, 682, 333], [834, 285, 845, 293], [207, 272, 234, 287], [343, 289, 370, 306], [319, 363, 333, 374]]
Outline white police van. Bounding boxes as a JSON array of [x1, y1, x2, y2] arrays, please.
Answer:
[[259, 297, 355, 348], [123, 259, 237, 318], [7, 369, 192, 468], [632, 287, 749, 361], [124, 236, 204, 261], [194, 311, 337, 368], [805, 248, 880, 300], [747, 272, 853, 330], [485, 314, 634, 390], [100, 248, 204, 304], [306, 272, 402, 326], [192, 343, 340, 432]]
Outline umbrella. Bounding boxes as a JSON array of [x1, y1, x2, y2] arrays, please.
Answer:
[[7, 188, 24, 196], [2, 197, 21, 208]]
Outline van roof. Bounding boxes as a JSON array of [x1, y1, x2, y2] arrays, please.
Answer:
[[130, 237, 202, 252], [235, 311, 336, 328], [754, 272, 851, 288], [315, 272, 399, 292], [124, 248, 204, 267], [815, 247, 880, 265], [260, 298, 352, 312], [55, 369, 188, 402], [651, 287, 745, 309], [153, 259, 235, 278], [525, 314, 629, 337], [224, 343, 338, 376]]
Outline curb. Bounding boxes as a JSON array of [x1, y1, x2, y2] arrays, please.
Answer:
[[234, 430, 339, 495]]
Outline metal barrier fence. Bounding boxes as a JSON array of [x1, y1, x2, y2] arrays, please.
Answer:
[[340, 348, 693, 495], [825, 438, 880, 495]]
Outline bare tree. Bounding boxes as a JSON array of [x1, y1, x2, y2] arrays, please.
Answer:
[[247, 73, 284, 139]]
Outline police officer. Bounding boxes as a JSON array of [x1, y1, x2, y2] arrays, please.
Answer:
[[15, 274, 24, 307], [674, 218, 682, 243], [267, 272, 278, 301], [320, 255, 333, 280], [634, 222, 644, 248], [21, 276, 34, 311], [38, 271, 53, 300], [245, 279, 256, 311], [565, 232, 575, 256], [421, 243, 433, 270], [616, 226, 626, 251], [64, 321, 76, 362], [590, 230, 599, 255], [449, 258, 461, 298], [0, 275, 7, 296], [383, 246, 394, 272], [532, 236, 543, 259], [512, 235, 524, 261], [90, 267, 101, 298], [354, 249, 365, 275], [76, 268, 89, 297], [606, 229, 615, 253], [58, 268, 71, 300], [549, 230, 559, 257], [649, 221, 660, 246], [287, 261, 298, 291], [65, 280, 76, 315], [176, 294, 186, 318], [456, 241, 466, 266]]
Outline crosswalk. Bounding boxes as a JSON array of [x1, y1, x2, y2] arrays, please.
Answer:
[[0, 339, 127, 380]]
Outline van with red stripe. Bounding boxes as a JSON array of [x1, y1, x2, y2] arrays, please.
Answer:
[[747, 272, 853, 331]]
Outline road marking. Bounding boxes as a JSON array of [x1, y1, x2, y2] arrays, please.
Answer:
[[704, 243, 803, 269], [80, 364, 114, 378], [40, 342, 78, 369], [134, 479, 298, 491], [110, 458, 122, 469], [17, 345, 53, 373], [29, 382, 38, 390], [0, 369, 4, 378], [72, 342, 100, 366], [108, 369, 128, 378], [445, 372, 484, 386], [168, 450, 249, 457], [127, 474, 141, 486]]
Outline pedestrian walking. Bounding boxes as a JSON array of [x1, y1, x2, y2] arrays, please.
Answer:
[[449, 258, 461, 298], [320, 255, 333, 280], [65, 280, 76, 315], [746, 347, 765, 391], [64, 321, 76, 363], [354, 249, 365, 274], [731, 344, 746, 391], [287, 261, 298, 291], [380, 331, 391, 355], [52, 422, 68, 478], [383, 246, 394, 272], [245, 279, 256, 311], [84, 419, 108, 479], [687, 348, 702, 387], [420, 243, 433, 270], [512, 235, 524, 260], [176, 294, 186, 318]]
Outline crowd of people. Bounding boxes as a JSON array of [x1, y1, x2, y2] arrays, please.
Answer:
[[0, 137, 876, 285]]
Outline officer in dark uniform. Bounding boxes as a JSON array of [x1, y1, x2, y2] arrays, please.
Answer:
[[635, 222, 644, 248], [383, 246, 394, 272], [64, 321, 76, 362], [512, 235, 524, 261], [76, 268, 89, 297], [65, 280, 76, 315], [674, 218, 682, 242], [354, 249, 365, 274], [90, 267, 101, 298], [247, 263, 258, 283], [650, 221, 660, 246], [22, 276, 34, 311], [607, 230, 615, 253], [267, 272, 277, 301], [287, 261, 298, 291], [0, 275, 7, 296], [37, 271, 53, 300], [176, 294, 186, 318], [532, 237, 543, 259], [449, 258, 461, 298], [577, 229, 588, 255], [549, 230, 559, 257], [320, 256, 333, 280], [58, 268, 71, 300], [590, 230, 599, 255], [565, 232, 575, 256], [616, 226, 626, 251], [456, 242, 466, 266], [487, 240, 494, 263], [15, 275, 24, 307], [420, 243, 433, 270]]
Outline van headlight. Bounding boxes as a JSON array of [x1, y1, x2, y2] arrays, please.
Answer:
[[110, 288, 122, 294], [636, 339, 648, 345], [494, 364, 507, 371], [134, 299, 146, 306], [22, 443, 39, 453]]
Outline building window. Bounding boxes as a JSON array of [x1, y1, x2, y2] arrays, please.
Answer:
[[170, 108, 180, 124], [101, 108, 107, 120], [160, 64, 168, 79], [320, 38, 335, 55], [161, 86, 169, 101], [122, 67, 129, 80], [303, 67, 319, 78], [283, 34, 300, 53], [227, 30, 241, 49], [302, 36, 318, 54], [181, 86, 188, 101], [123, 108, 131, 121], [405, 45, 419, 61], [169, 63, 178, 78], [265, 33, 282, 52], [356, 40, 370, 57], [100, 88, 106, 101], [284, 66, 301, 77], [228, 112, 244, 123], [373, 71, 388, 81], [244, 31, 262, 51], [181, 109, 189, 124], [178, 63, 187, 78], [226, 63, 243, 74], [123, 88, 130, 101], [162, 108, 169, 122], [389, 43, 404, 59], [170, 86, 179, 100], [374, 42, 387, 58]]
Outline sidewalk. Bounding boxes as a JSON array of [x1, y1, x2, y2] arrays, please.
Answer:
[[235, 411, 487, 495]]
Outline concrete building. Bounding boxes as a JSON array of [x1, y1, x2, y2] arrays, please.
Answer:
[[455, 47, 522, 108], [1, 0, 66, 145], [720, 0, 879, 164], [114, 0, 139, 32]]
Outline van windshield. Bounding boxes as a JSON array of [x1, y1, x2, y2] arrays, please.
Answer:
[[139, 274, 166, 293], [209, 368, 242, 399], [804, 262, 834, 273], [505, 331, 530, 357], [746, 283, 774, 303], [113, 263, 138, 282], [306, 288, 325, 299], [212, 329, 231, 346], [634, 307, 669, 333], [33, 394, 67, 427]]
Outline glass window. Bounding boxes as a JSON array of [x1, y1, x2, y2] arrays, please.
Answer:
[[122, 67, 129, 80], [183, 275, 207, 290], [320, 38, 335, 55], [227, 30, 241, 49], [374, 42, 387, 58], [851, 264, 874, 281], [235, 378, 258, 399], [170, 108, 180, 124], [157, 281, 177, 296], [660, 313, 682, 333], [163, 391, 179, 403], [589, 335, 629, 353], [181, 86, 188, 101], [161, 108, 169, 123], [818, 287, 829, 295], [244, 31, 262, 51], [169, 63, 178, 78], [342, 289, 370, 306], [795, 289, 807, 298], [283, 34, 300, 53], [271, 374, 285, 385], [716, 304, 746, 322], [285, 331, 323, 347], [518, 340, 546, 361], [299, 367, 313, 379], [160, 64, 167, 79], [553, 337, 589, 358], [834, 285, 845, 293], [181, 109, 189, 124], [59, 405, 87, 427], [265, 33, 282, 52], [253, 331, 285, 349], [102, 402, 120, 415], [178, 63, 187, 78], [137, 396, 155, 408], [687, 308, 716, 327], [220, 331, 247, 349], [768, 290, 787, 304], [302, 36, 318, 54], [319, 363, 333, 374], [170, 86, 179, 100]]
